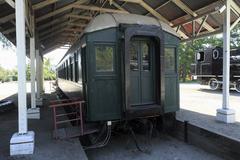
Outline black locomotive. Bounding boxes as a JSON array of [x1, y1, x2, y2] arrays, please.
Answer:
[[191, 46, 240, 92]]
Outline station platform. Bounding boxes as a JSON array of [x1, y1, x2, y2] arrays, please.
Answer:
[[179, 83, 240, 142], [177, 109, 240, 142], [0, 91, 87, 160]]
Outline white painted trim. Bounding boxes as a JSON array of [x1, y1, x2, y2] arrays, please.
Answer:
[[30, 36, 36, 109], [222, 0, 231, 110], [16, 0, 27, 134]]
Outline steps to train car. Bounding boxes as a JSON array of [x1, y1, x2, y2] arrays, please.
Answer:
[[49, 98, 99, 139]]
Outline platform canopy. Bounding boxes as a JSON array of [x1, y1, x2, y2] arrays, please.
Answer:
[[0, 0, 240, 54]]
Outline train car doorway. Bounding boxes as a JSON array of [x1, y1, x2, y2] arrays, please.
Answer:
[[129, 37, 156, 106]]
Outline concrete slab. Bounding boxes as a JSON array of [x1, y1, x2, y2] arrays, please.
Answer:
[[27, 108, 40, 119], [216, 108, 235, 123], [10, 131, 35, 155]]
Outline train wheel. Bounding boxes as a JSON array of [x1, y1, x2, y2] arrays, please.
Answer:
[[209, 78, 219, 90], [236, 81, 240, 93]]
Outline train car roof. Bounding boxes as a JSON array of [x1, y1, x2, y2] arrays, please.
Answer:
[[84, 13, 179, 38]]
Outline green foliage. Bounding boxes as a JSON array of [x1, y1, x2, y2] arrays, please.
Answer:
[[26, 64, 31, 81], [179, 23, 240, 82], [43, 58, 56, 80], [0, 65, 18, 82], [95, 46, 113, 71], [0, 58, 56, 82], [231, 23, 240, 48], [0, 33, 12, 49]]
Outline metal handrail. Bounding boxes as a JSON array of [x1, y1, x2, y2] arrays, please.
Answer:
[[49, 99, 85, 138]]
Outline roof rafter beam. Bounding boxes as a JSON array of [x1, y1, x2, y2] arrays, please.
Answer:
[[181, 28, 223, 43], [39, 22, 69, 37], [196, 15, 208, 36], [230, 16, 240, 30], [2, 27, 15, 34], [68, 23, 87, 27], [40, 27, 81, 41], [36, 1, 81, 23], [120, 0, 173, 26], [68, 14, 92, 20], [109, 0, 129, 13], [0, 13, 15, 23], [37, 13, 88, 31], [64, 28, 83, 32], [33, 0, 58, 10], [72, 4, 128, 14], [230, 0, 240, 17], [145, 0, 171, 16], [172, 0, 215, 32], [40, 28, 66, 41], [36, 2, 127, 23], [172, 0, 197, 17], [4, 0, 15, 8]]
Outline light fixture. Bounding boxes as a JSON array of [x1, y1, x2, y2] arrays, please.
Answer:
[[215, 5, 226, 14]]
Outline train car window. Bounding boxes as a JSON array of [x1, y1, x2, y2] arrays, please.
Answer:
[[141, 42, 150, 71], [75, 52, 79, 82], [66, 61, 69, 80], [165, 47, 176, 72], [70, 57, 73, 81], [197, 51, 204, 61], [130, 42, 138, 71], [95, 45, 114, 72]]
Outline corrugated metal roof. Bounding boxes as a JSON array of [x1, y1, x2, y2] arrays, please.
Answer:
[[0, 0, 239, 54]]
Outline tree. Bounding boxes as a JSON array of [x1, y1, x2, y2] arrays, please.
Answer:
[[0, 33, 12, 49], [231, 23, 240, 48], [26, 64, 31, 81], [179, 22, 240, 82], [179, 36, 223, 82], [0, 65, 5, 82], [43, 58, 56, 80]]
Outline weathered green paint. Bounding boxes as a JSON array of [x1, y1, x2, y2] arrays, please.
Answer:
[[86, 28, 122, 121], [82, 27, 179, 121], [129, 38, 155, 106], [164, 32, 180, 113]]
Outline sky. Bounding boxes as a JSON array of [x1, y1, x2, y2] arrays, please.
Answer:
[[0, 44, 67, 70], [0, 45, 17, 70], [44, 48, 68, 67]]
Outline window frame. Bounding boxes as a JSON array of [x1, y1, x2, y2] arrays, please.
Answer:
[[94, 43, 116, 74], [164, 46, 177, 74]]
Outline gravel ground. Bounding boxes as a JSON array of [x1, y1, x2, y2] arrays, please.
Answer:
[[86, 133, 222, 160]]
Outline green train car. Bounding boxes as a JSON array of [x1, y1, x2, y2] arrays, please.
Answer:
[[56, 13, 180, 123]]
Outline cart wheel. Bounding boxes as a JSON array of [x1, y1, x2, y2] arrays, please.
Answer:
[[209, 78, 219, 90], [236, 80, 240, 93]]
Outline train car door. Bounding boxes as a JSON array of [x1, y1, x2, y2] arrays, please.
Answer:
[[87, 43, 121, 121], [129, 38, 155, 106]]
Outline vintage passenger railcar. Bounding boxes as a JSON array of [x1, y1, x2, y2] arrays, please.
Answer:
[[56, 13, 180, 123], [191, 46, 240, 92]]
